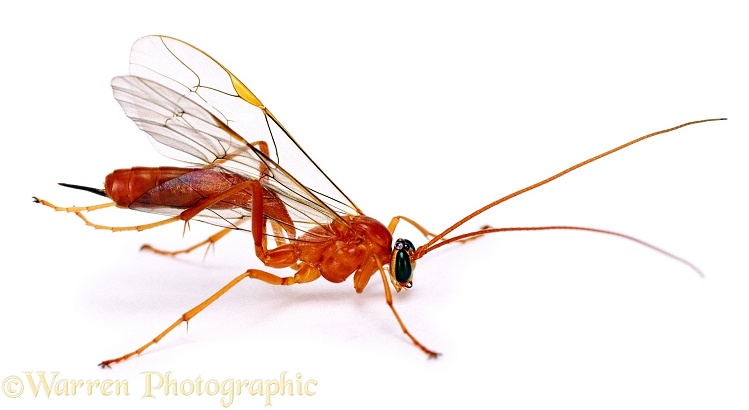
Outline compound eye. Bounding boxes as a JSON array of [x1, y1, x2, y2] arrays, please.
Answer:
[[393, 247, 413, 283], [392, 238, 416, 285]]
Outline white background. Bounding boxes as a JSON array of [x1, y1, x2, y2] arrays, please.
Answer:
[[2, 1, 747, 409]]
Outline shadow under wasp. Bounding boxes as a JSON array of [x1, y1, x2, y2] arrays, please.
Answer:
[[33, 35, 725, 367]]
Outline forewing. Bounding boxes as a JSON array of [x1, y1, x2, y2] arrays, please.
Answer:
[[124, 35, 361, 217], [111, 75, 345, 233], [110, 35, 362, 235]]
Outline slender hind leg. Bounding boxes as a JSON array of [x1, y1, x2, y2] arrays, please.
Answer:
[[141, 227, 235, 257], [138, 174, 297, 269], [33, 198, 116, 213], [34, 197, 183, 232], [99, 264, 322, 367], [32, 179, 262, 233]]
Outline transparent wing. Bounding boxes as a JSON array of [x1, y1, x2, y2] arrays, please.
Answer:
[[111, 35, 363, 234]]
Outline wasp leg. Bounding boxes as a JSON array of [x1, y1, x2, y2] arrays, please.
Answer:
[[373, 255, 439, 359], [33, 197, 116, 212], [388, 215, 489, 244], [141, 226, 235, 257], [99, 264, 322, 368], [35, 197, 182, 232]]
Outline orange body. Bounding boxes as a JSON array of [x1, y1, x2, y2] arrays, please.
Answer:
[[105, 166, 283, 213], [33, 35, 724, 367], [296, 215, 392, 290], [103, 166, 392, 291]]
